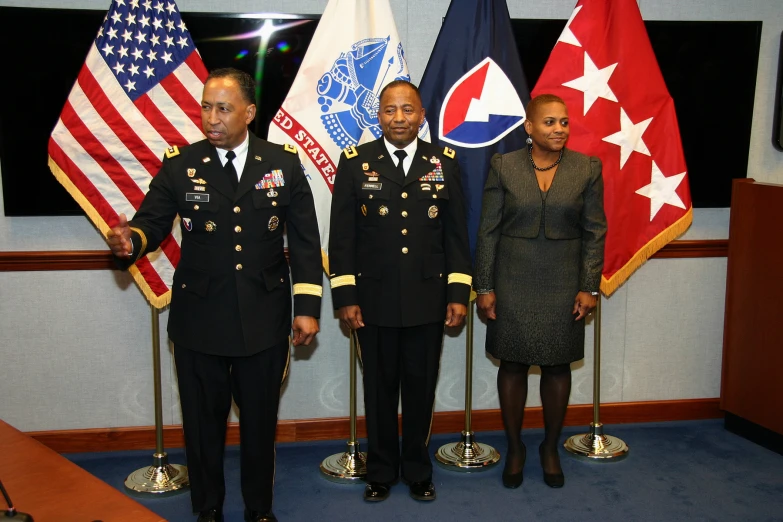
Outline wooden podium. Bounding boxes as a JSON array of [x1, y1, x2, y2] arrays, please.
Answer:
[[721, 179, 783, 448]]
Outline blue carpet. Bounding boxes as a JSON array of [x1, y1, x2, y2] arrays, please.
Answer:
[[65, 419, 783, 521]]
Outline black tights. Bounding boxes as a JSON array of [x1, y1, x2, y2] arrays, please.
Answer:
[[497, 360, 571, 474]]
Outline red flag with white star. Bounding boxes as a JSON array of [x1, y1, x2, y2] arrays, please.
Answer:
[[532, 0, 692, 295]]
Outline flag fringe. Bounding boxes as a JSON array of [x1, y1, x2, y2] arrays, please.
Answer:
[[47, 156, 172, 309], [600, 207, 693, 296]]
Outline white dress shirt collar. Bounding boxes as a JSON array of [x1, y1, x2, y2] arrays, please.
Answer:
[[216, 130, 250, 180], [383, 137, 418, 176]]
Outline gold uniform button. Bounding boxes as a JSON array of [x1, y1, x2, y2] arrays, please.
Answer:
[[236, 264, 243, 271], [181, 284, 186, 289], [233, 206, 241, 213], [235, 245, 242, 252], [432, 194, 437, 199], [272, 201, 278, 207], [194, 204, 200, 210], [234, 226, 242, 233], [402, 247, 409, 254], [280, 278, 285, 283], [401, 192, 408, 199], [401, 210, 408, 218], [369, 194, 374, 199], [401, 229, 408, 235]]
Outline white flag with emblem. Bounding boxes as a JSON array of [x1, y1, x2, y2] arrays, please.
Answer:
[[267, 0, 428, 267]]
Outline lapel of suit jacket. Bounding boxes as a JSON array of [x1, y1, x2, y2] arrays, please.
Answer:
[[196, 144, 234, 200], [369, 139, 403, 187], [544, 147, 572, 200], [235, 136, 271, 200]]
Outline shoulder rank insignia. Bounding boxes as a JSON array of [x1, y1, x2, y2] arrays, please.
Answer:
[[343, 145, 358, 159], [284, 143, 298, 154], [164, 145, 180, 159], [443, 147, 456, 159]]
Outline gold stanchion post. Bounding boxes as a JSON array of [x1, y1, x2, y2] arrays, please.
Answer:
[[435, 297, 501, 471], [125, 304, 189, 495], [564, 296, 629, 460], [320, 331, 367, 482]]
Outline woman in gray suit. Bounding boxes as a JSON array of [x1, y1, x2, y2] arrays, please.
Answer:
[[474, 94, 606, 489]]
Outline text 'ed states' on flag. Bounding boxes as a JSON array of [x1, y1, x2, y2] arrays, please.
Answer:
[[267, 0, 427, 258], [419, 0, 530, 258], [48, 0, 208, 308], [532, 0, 692, 295]]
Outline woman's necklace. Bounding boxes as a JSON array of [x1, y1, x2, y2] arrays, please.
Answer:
[[528, 145, 563, 171]]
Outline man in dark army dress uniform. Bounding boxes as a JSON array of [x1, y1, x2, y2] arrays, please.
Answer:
[[328, 80, 472, 503], [107, 68, 322, 522]]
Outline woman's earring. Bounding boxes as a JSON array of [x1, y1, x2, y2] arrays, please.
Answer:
[[526, 136, 532, 145]]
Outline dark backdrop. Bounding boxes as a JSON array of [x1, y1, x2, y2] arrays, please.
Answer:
[[0, 7, 762, 215]]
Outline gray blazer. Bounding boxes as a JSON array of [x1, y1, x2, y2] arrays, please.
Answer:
[[473, 147, 607, 292]]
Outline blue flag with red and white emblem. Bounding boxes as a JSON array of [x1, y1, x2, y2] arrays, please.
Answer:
[[419, 0, 529, 259]]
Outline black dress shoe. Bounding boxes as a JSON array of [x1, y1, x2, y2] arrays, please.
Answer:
[[409, 480, 436, 501], [539, 443, 565, 488], [543, 471, 565, 488], [364, 482, 390, 502], [244, 509, 277, 522], [502, 444, 526, 488], [197, 509, 223, 522], [502, 468, 524, 489]]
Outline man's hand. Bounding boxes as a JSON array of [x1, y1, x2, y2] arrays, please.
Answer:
[[292, 316, 319, 346], [107, 213, 132, 258], [338, 305, 364, 331], [572, 291, 597, 321], [476, 292, 497, 320], [445, 303, 467, 327]]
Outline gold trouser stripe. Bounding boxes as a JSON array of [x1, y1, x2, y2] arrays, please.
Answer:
[[129, 227, 148, 258], [330, 274, 356, 288], [426, 342, 443, 446], [282, 340, 292, 384], [293, 283, 323, 297], [353, 330, 363, 366], [273, 342, 292, 501], [447, 273, 472, 286]]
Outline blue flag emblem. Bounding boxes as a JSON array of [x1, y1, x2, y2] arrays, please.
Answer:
[[317, 37, 412, 149]]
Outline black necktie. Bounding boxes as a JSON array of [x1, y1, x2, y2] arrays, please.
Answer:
[[225, 150, 239, 192], [394, 150, 407, 183]]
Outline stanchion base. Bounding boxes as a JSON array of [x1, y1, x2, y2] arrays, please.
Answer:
[[435, 431, 501, 472], [124, 452, 189, 496], [564, 423, 629, 461], [320, 441, 367, 483]]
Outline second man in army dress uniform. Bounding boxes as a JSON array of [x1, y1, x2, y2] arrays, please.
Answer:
[[328, 80, 472, 502]]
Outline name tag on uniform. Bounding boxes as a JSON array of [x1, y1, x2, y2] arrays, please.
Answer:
[[186, 193, 210, 202], [362, 182, 382, 190]]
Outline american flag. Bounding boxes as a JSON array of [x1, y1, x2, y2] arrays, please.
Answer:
[[48, 0, 208, 308]]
